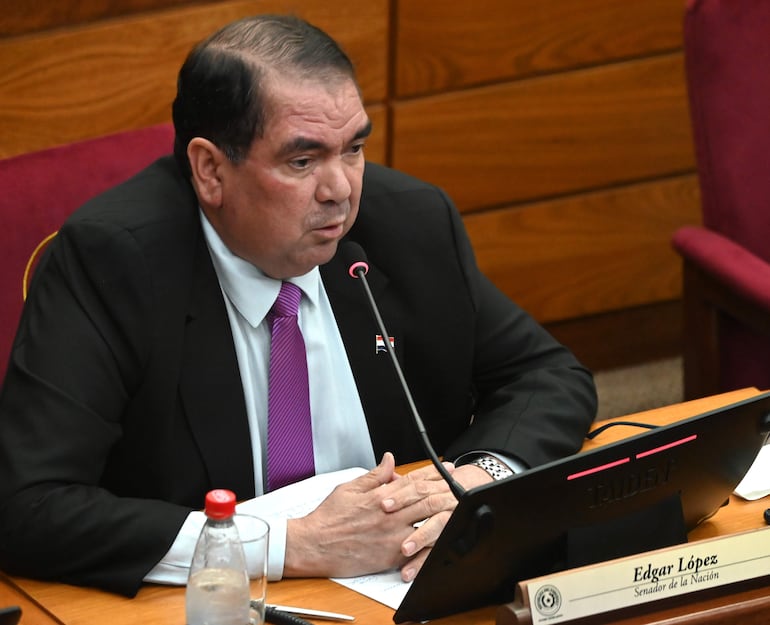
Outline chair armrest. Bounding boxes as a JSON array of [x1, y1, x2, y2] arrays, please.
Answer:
[[672, 225, 770, 311]]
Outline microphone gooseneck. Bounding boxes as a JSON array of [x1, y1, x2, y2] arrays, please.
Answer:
[[339, 241, 465, 501]]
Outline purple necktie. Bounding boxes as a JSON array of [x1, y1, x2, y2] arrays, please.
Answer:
[[266, 282, 315, 491]]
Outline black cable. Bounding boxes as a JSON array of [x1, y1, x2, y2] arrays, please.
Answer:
[[586, 420, 659, 440]]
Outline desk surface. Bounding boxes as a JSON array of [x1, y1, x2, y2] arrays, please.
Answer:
[[2, 388, 769, 625]]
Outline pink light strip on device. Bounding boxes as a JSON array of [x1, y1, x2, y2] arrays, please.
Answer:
[[567, 457, 630, 481], [567, 434, 698, 481], [635, 434, 697, 459]]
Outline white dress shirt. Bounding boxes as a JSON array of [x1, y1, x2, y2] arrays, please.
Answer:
[[144, 211, 375, 585]]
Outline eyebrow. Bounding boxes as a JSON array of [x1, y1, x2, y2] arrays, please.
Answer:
[[276, 119, 373, 159]]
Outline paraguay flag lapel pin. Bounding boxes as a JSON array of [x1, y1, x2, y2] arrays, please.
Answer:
[[375, 334, 395, 354]]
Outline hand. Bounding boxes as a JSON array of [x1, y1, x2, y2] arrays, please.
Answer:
[[379, 462, 494, 581], [284, 452, 423, 578]]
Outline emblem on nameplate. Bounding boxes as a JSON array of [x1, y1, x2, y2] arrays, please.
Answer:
[[534, 584, 562, 617]]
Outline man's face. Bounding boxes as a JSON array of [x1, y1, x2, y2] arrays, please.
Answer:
[[209, 76, 370, 279]]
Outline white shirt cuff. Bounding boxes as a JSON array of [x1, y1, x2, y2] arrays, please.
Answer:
[[143, 510, 287, 585]]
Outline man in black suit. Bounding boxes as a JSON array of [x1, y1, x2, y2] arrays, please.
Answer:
[[0, 15, 596, 595]]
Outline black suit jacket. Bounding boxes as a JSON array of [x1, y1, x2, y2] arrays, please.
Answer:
[[0, 158, 596, 595]]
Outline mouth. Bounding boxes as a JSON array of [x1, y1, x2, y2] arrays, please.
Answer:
[[313, 219, 346, 239]]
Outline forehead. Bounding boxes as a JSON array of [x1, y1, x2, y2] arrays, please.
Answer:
[[262, 75, 366, 142]]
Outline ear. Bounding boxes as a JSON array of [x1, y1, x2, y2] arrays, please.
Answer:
[[187, 137, 225, 208]]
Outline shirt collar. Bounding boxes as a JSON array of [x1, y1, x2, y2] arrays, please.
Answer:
[[200, 210, 320, 328]]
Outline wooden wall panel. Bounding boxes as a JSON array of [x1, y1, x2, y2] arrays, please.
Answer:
[[389, 1, 695, 366], [392, 53, 694, 212], [464, 175, 701, 323], [396, 0, 684, 97], [0, 0, 695, 368], [546, 301, 683, 371], [0, 0, 207, 37], [0, 0, 388, 158]]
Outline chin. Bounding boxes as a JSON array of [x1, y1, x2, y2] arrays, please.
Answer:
[[315, 239, 342, 263], [285, 243, 339, 278]]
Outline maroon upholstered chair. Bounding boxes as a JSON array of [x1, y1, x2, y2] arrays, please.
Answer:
[[0, 123, 175, 387], [672, 0, 770, 399]]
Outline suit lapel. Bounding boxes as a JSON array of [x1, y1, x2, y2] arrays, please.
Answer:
[[179, 234, 256, 498], [322, 244, 395, 358], [322, 246, 409, 453]]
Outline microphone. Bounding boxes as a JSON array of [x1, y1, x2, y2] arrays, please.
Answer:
[[340, 241, 465, 501]]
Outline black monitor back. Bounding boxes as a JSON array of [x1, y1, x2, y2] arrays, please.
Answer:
[[394, 392, 770, 623]]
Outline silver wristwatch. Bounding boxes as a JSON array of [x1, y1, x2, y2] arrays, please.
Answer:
[[469, 455, 514, 481]]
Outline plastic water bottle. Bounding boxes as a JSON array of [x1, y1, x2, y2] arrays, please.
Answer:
[[186, 489, 250, 625]]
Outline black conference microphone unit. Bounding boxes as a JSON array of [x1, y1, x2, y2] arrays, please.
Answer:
[[339, 241, 466, 501]]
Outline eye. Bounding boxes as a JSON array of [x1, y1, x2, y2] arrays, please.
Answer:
[[344, 142, 366, 161], [289, 157, 313, 170]]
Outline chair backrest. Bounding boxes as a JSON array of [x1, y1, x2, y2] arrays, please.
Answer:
[[684, 0, 770, 262], [0, 123, 176, 386]]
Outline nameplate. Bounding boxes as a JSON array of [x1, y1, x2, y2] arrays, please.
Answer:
[[510, 525, 770, 624]]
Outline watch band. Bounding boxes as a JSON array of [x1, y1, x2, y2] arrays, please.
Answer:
[[469, 455, 514, 481]]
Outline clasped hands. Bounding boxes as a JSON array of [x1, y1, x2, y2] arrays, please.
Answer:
[[284, 451, 492, 582]]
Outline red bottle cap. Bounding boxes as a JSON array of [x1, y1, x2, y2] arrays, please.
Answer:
[[204, 489, 237, 519]]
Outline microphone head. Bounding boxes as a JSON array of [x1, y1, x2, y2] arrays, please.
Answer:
[[340, 241, 369, 278]]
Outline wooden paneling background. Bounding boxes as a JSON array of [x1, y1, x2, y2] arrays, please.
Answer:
[[0, 0, 700, 371]]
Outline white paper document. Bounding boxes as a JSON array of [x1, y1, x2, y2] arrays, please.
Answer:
[[235, 467, 411, 609], [236, 466, 367, 518], [734, 443, 770, 500], [331, 569, 412, 610]]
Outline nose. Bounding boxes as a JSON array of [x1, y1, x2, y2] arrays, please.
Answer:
[[316, 161, 352, 205]]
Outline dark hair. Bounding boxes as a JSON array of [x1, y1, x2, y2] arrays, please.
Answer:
[[172, 14, 358, 177]]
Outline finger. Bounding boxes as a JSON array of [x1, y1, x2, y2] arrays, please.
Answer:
[[400, 547, 431, 583], [400, 510, 452, 560], [378, 461, 454, 506], [351, 452, 397, 492], [380, 477, 456, 515]]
